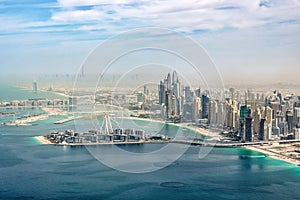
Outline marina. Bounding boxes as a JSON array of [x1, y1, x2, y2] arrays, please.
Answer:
[[3, 113, 48, 126]]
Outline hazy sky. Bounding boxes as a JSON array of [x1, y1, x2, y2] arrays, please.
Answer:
[[0, 0, 299, 84]]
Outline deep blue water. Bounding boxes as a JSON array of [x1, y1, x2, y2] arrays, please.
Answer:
[[1, 124, 300, 200], [1, 86, 300, 199]]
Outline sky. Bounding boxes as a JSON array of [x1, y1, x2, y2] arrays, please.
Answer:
[[0, 0, 299, 84]]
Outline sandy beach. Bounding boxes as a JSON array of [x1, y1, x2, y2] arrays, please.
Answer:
[[33, 115, 300, 167], [126, 117, 220, 138], [15, 85, 70, 98], [244, 145, 300, 166], [34, 136, 53, 144]]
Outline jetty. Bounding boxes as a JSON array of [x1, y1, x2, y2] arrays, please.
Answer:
[[53, 116, 82, 124]]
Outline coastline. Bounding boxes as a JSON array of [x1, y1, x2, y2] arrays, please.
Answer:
[[34, 136, 53, 145], [243, 145, 300, 166], [14, 85, 70, 98], [33, 116, 300, 167], [126, 117, 220, 138]]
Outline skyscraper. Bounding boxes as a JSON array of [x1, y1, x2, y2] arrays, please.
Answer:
[[201, 94, 210, 119], [165, 91, 172, 118], [158, 81, 165, 105], [195, 88, 201, 98], [209, 100, 218, 125], [253, 108, 261, 136], [286, 110, 294, 133], [245, 117, 253, 142], [33, 80, 38, 93], [137, 91, 143, 104], [259, 118, 266, 140], [193, 97, 202, 121], [172, 71, 179, 85], [185, 86, 193, 102], [240, 105, 251, 140], [166, 73, 171, 91]]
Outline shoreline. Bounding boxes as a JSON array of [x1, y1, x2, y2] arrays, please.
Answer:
[[125, 116, 220, 138], [34, 135, 300, 167], [34, 116, 300, 167], [34, 136, 53, 144], [14, 85, 70, 98], [243, 145, 300, 166]]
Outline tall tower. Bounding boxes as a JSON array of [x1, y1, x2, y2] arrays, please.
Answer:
[[33, 80, 38, 93], [245, 117, 253, 142], [253, 108, 261, 136], [259, 118, 266, 140], [158, 81, 165, 105], [201, 94, 210, 119], [240, 105, 251, 140], [166, 73, 171, 91], [172, 70, 178, 85]]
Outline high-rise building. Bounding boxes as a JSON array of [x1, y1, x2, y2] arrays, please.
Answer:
[[286, 111, 294, 133], [270, 101, 280, 119], [201, 94, 210, 119], [144, 85, 149, 96], [171, 94, 177, 116], [209, 100, 218, 125], [245, 117, 253, 142], [239, 105, 251, 139], [264, 106, 273, 125], [193, 97, 202, 121], [166, 73, 171, 91], [137, 91, 143, 104], [294, 106, 300, 125], [172, 71, 179, 85], [259, 118, 266, 140], [225, 103, 237, 129], [195, 88, 201, 98], [33, 80, 38, 93], [185, 86, 193, 102], [217, 102, 225, 126], [253, 108, 261, 136], [267, 124, 272, 140], [278, 121, 288, 136], [294, 124, 300, 140], [158, 71, 183, 119], [165, 91, 172, 118], [183, 102, 193, 121], [158, 81, 165, 105]]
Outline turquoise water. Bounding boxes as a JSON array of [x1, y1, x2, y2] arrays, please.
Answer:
[[0, 84, 66, 101], [1, 86, 300, 199]]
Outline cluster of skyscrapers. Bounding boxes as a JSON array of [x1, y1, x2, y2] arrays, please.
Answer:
[[158, 71, 210, 122], [218, 90, 300, 142], [158, 71, 300, 142]]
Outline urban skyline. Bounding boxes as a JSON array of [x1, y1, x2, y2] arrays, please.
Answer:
[[1, 1, 300, 199], [153, 70, 300, 143]]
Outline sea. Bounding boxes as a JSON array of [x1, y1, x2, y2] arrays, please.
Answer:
[[1, 85, 300, 200]]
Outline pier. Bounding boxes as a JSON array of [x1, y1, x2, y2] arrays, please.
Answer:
[[53, 116, 82, 124]]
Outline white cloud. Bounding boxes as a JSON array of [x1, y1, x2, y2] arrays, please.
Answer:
[[57, 0, 132, 7], [0, 0, 299, 81], [48, 0, 300, 34], [52, 9, 107, 22]]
